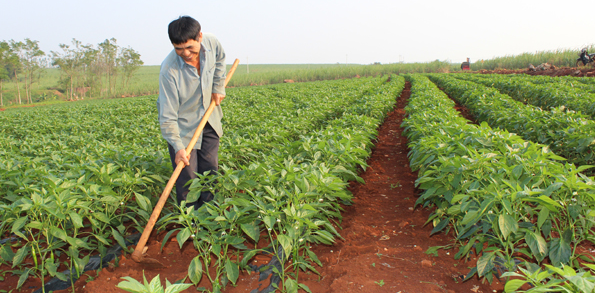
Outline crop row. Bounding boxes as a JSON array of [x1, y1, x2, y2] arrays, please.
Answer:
[[155, 75, 406, 291], [428, 73, 595, 168], [0, 75, 402, 291], [402, 74, 595, 289], [454, 73, 595, 118], [525, 75, 595, 93]]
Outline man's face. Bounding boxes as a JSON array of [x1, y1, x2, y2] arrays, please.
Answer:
[[173, 32, 203, 64]]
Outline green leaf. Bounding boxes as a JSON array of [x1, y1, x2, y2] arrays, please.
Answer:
[[188, 256, 203, 285], [186, 190, 200, 204], [16, 268, 31, 289], [240, 249, 258, 268], [306, 248, 322, 267], [93, 234, 111, 246], [549, 237, 571, 265], [176, 227, 192, 249], [111, 227, 129, 253], [226, 258, 239, 285], [504, 279, 526, 293], [476, 251, 495, 277], [240, 222, 260, 243], [537, 208, 549, 229], [11, 216, 28, 239], [430, 218, 449, 235], [522, 196, 562, 212], [26, 221, 44, 230], [284, 277, 298, 293], [164, 283, 193, 293], [117, 276, 147, 293], [263, 216, 275, 230], [148, 274, 163, 293], [511, 165, 523, 179], [0, 244, 16, 262], [50, 226, 68, 242], [12, 245, 29, 268], [525, 231, 548, 262], [223, 235, 245, 246], [68, 212, 84, 229], [277, 234, 292, 260], [94, 212, 112, 224], [45, 260, 59, 276], [134, 192, 150, 212], [450, 193, 467, 204], [498, 214, 518, 240], [566, 275, 595, 293]]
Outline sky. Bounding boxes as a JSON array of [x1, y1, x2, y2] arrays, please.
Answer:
[[1, 0, 594, 66]]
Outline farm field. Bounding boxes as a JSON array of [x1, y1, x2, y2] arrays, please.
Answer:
[[2, 70, 595, 293]]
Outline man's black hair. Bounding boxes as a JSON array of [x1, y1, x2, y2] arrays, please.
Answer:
[[168, 16, 201, 44]]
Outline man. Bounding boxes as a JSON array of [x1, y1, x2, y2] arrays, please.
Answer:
[[579, 48, 591, 66], [157, 16, 226, 209]]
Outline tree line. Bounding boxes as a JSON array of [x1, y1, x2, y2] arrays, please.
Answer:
[[0, 38, 143, 107]]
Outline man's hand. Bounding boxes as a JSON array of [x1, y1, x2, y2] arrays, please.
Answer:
[[175, 149, 191, 166], [212, 93, 225, 106]]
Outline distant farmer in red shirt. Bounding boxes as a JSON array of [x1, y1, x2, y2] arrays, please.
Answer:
[[461, 57, 470, 71]]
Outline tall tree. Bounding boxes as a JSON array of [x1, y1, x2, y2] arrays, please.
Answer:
[[80, 44, 100, 99], [118, 46, 143, 90], [51, 39, 83, 101], [8, 40, 24, 104], [0, 41, 11, 107], [22, 39, 46, 103], [98, 38, 118, 96]]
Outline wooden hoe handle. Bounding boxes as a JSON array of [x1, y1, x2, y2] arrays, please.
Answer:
[[132, 59, 240, 262]]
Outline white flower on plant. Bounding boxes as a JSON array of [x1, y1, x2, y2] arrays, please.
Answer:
[[573, 192, 578, 196], [191, 234, 195, 238], [299, 238, 304, 242], [276, 218, 281, 222], [319, 199, 324, 202], [120, 202, 124, 205]]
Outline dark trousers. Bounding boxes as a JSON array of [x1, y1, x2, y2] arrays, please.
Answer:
[[168, 123, 219, 209]]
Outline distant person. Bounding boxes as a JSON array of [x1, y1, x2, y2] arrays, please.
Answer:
[[461, 57, 470, 71], [156, 15, 226, 209], [580, 48, 590, 66]]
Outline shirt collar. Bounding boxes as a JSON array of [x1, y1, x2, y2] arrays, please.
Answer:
[[175, 42, 210, 68]]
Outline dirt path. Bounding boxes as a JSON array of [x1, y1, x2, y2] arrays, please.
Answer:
[[288, 82, 501, 293]]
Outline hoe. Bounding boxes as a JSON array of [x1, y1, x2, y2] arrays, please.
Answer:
[[131, 58, 240, 266]]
